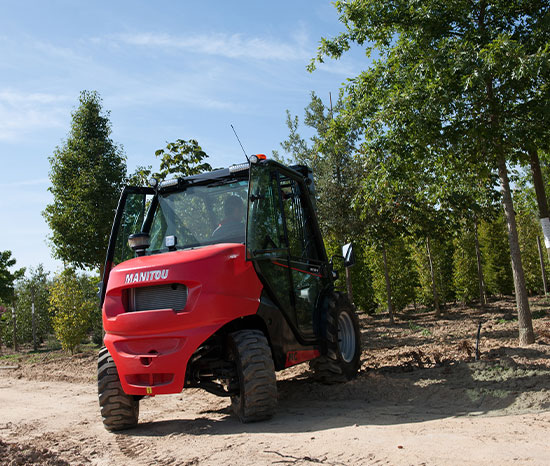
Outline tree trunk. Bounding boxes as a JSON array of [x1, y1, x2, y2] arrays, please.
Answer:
[[483, 45, 534, 343], [31, 287, 37, 352], [473, 217, 487, 306], [528, 146, 550, 263], [12, 306, 18, 352], [426, 236, 441, 317], [537, 235, 548, 296], [382, 245, 395, 324], [497, 155, 535, 345]]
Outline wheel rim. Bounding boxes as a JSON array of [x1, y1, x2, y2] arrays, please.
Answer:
[[338, 311, 356, 363]]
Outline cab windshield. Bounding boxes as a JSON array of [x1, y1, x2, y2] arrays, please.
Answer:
[[147, 179, 248, 254]]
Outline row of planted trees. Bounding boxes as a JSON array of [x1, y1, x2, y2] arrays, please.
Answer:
[[275, 0, 550, 345], [0, 261, 101, 354], [276, 88, 550, 331], [360, 209, 547, 317]]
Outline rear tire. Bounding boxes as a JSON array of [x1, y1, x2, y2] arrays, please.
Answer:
[[310, 292, 361, 383], [98, 346, 139, 431], [229, 329, 277, 422]]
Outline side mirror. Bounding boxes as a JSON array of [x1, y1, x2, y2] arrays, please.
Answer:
[[342, 243, 356, 268]]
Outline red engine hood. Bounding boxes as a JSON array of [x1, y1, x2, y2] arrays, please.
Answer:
[[104, 243, 263, 320], [110, 243, 248, 284]]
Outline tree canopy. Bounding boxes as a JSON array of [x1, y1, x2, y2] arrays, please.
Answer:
[[129, 138, 212, 185], [307, 0, 549, 344], [43, 90, 127, 272], [0, 250, 25, 304]]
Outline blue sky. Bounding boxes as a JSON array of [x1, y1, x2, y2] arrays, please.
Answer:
[[0, 0, 366, 274]]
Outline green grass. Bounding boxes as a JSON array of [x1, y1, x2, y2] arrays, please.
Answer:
[[497, 317, 517, 324], [0, 338, 98, 366], [409, 321, 431, 336], [0, 353, 20, 361], [45, 337, 62, 351]]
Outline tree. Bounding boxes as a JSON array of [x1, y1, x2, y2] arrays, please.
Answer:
[[325, 238, 377, 314], [412, 235, 455, 309], [128, 138, 212, 185], [366, 237, 417, 314], [480, 214, 514, 297], [49, 268, 96, 354], [278, 93, 362, 244], [43, 90, 127, 273], [1, 266, 52, 349], [0, 251, 24, 350], [452, 226, 480, 304], [513, 172, 549, 294], [277, 93, 366, 305], [0, 250, 24, 304], [310, 0, 548, 344]]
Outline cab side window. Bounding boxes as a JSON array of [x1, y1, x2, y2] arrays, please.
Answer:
[[279, 175, 319, 261], [247, 165, 286, 255], [113, 193, 147, 265]]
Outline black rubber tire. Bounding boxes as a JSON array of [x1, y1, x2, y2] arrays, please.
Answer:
[[229, 329, 277, 423], [310, 292, 361, 383], [98, 346, 139, 431]]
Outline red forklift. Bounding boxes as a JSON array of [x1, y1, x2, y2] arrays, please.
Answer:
[[98, 155, 361, 431]]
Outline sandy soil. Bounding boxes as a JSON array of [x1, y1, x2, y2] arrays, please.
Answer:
[[1, 297, 549, 465]]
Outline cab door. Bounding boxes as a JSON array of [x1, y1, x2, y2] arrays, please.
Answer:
[[100, 186, 155, 306], [246, 161, 330, 340]]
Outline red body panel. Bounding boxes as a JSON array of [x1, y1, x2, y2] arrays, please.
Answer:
[[103, 243, 263, 395]]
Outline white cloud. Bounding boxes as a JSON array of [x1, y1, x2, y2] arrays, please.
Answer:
[[0, 90, 68, 141], [0, 91, 66, 106], [34, 41, 89, 64], [0, 177, 49, 188], [110, 81, 242, 111], [112, 31, 310, 61]]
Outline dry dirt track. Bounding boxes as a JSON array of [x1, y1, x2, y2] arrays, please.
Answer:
[[1, 366, 550, 466], [2, 301, 550, 465]]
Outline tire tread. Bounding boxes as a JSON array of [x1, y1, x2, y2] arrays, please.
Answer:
[[97, 346, 139, 431], [230, 329, 277, 422], [310, 292, 361, 384]]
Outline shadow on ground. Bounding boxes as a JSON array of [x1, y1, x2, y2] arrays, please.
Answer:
[[124, 348, 550, 437]]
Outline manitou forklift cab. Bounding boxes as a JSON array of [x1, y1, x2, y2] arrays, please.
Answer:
[[98, 156, 360, 431]]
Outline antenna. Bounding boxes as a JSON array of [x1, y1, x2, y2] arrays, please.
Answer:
[[231, 124, 249, 163]]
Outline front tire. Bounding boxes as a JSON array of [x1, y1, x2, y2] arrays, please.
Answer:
[[310, 292, 361, 383], [229, 329, 277, 422], [98, 346, 139, 431]]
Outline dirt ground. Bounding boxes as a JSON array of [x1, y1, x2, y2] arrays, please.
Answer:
[[1, 297, 549, 465]]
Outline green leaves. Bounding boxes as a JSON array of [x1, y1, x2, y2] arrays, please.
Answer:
[[129, 139, 212, 186], [0, 251, 25, 304], [43, 90, 127, 271], [310, 0, 550, 245], [155, 138, 212, 179], [0, 265, 52, 347], [49, 268, 96, 354], [304, 1, 549, 327], [279, 92, 363, 244]]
